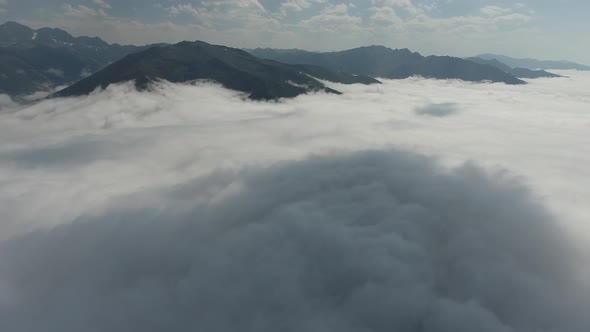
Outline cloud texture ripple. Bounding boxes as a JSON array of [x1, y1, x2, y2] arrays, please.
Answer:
[[0, 150, 587, 332]]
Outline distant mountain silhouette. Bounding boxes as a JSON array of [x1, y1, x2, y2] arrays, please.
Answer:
[[0, 21, 37, 44], [54, 41, 379, 100], [0, 21, 153, 96], [292, 64, 380, 85], [466, 57, 562, 78], [477, 53, 590, 71], [248, 46, 525, 85]]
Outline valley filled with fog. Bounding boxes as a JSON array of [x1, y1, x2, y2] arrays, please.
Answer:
[[0, 72, 589, 331]]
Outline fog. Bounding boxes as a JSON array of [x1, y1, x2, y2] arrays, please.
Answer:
[[0, 72, 589, 331]]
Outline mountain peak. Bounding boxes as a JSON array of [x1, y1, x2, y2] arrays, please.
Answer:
[[361, 45, 390, 50], [477, 53, 590, 71], [466, 56, 562, 78], [0, 21, 35, 44], [0, 21, 31, 29], [248, 46, 523, 85], [346, 45, 422, 58], [75, 36, 109, 48], [53, 40, 380, 100], [0, 23, 153, 96], [35, 27, 75, 45], [0, 21, 112, 49]]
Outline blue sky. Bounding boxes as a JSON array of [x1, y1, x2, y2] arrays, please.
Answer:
[[1, 0, 588, 63]]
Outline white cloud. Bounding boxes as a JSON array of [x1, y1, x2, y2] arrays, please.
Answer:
[[0, 72, 590, 331], [478, 6, 532, 27], [0, 71, 588, 240], [372, 0, 415, 7], [44, 68, 65, 78], [23, 0, 542, 60], [369, 6, 403, 26], [167, 3, 200, 17], [279, 0, 326, 14], [480, 6, 512, 17], [0, 94, 17, 109], [371, 0, 419, 14], [203, 0, 267, 13], [92, 0, 111, 9], [298, 3, 364, 33], [492, 13, 532, 26], [62, 4, 106, 18]]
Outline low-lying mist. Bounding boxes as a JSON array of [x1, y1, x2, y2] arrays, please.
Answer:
[[0, 72, 589, 331]]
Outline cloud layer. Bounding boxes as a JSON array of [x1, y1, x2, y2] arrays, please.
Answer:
[[0, 150, 588, 331], [0, 72, 590, 330]]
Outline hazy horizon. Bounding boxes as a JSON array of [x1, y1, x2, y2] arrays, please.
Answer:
[[1, 0, 589, 64]]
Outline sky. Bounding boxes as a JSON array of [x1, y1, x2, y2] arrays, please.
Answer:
[[0, 0, 589, 63], [1, 72, 590, 331]]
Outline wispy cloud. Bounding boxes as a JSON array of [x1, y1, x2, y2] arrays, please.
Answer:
[[92, 0, 111, 9]]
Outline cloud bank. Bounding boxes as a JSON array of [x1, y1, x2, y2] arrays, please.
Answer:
[[0, 72, 590, 331], [0, 150, 588, 332]]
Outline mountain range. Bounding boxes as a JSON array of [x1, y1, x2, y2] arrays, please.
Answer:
[[1, 21, 582, 101], [477, 53, 590, 71], [54, 41, 380, 100], [465, 57, 561, 78], [248, 46, 526, 85], [0, 21, 152, 96]]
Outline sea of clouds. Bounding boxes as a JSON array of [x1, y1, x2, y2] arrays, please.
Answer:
[[0, 72, 589, 331]]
